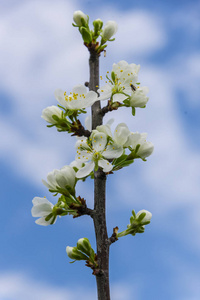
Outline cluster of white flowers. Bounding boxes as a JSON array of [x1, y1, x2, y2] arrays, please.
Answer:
[[75, 132, 123, 178], [32, 11, 153, 227], [98, 60, 149, 109], [96, 122, 154, 158]]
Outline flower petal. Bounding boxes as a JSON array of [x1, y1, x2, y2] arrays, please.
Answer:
[[31, 203, 53, 217], [32, 197, 52, 206], [92, 132, 107, 152], [98, 158, 113, 172], [96, 124, 112, 137], [85, 115, 91, 131], [114, 123, 130, 146], [84, 91, 98, 107], [113, 93, 128, 102], [98, 84, 112, 100], [103, 143, 123, 159], [76, 161, 95, 178], [72, 84, 87, 96], [75, 150, 93, 162], [54, 89, 66, 107], [35, 216, 56, 226]]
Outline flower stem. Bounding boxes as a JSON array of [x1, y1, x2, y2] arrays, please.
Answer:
[[89, 48, 110, 300]]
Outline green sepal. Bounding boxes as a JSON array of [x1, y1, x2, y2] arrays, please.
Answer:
[[123, 99, 130, 106], [77, 238, 93, 258], [112, 154, 134, 171], [80, 27, 92, 44], [135, 144, 141, 154], [132, 209, 136, 218], [68, 248, 89, 261], [108, 37, 115, 42], [142, 221, 151, 225], [51, 114, 60, 121], [111, 71, 116, 82], [137, 212, 146, 222], [131, 107, 136, 116], [45, 213, 53, 222]]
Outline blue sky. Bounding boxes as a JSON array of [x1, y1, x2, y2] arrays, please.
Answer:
[[1, 0, 200, 299]]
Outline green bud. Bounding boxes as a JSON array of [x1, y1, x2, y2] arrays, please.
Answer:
[[77, 238, 92, 257], [93, 19, 103, 35], [136, 210, 152, 224], [66, 246, 88, 261]]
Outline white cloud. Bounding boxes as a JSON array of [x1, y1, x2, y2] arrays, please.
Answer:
[[0, 272, 136, 300], [0, 272, 95, 300], [115, 11, 167, 56]]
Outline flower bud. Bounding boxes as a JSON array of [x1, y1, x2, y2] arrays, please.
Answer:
[[93, 18, 103, 33], [41, 106, 63, 124], [77, 238, 92, 257], [66, 246, 89, 261], [73, 10, 88, 27], [55, 166, 76, 190], [137, 142, 154, 158], [136, 209, 152, 223], [102, 21, 118, 41], [129, 87, 149, 108]]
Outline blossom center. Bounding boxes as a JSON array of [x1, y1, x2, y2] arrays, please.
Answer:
[[64, 92, 86, 102]]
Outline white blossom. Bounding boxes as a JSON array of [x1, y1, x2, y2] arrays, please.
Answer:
[[31, 197, 56, 226], [113, 123, 131, 146], [75, 132, 123, 178], [98, 60, 140, 102], [55, 85, 98, 110], [124, 132, 147, 148], [41, 105, 63, 124], [42, 165, 76, 192]]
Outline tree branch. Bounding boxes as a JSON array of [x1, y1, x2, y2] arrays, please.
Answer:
[[70, 120, 91, 137], [89, 47, 111, 300]]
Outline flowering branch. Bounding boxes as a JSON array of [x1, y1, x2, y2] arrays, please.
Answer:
[[31, 9, 154, 300]]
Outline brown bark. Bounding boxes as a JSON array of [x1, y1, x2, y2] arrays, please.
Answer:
[[89, 48, 111, 300]]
